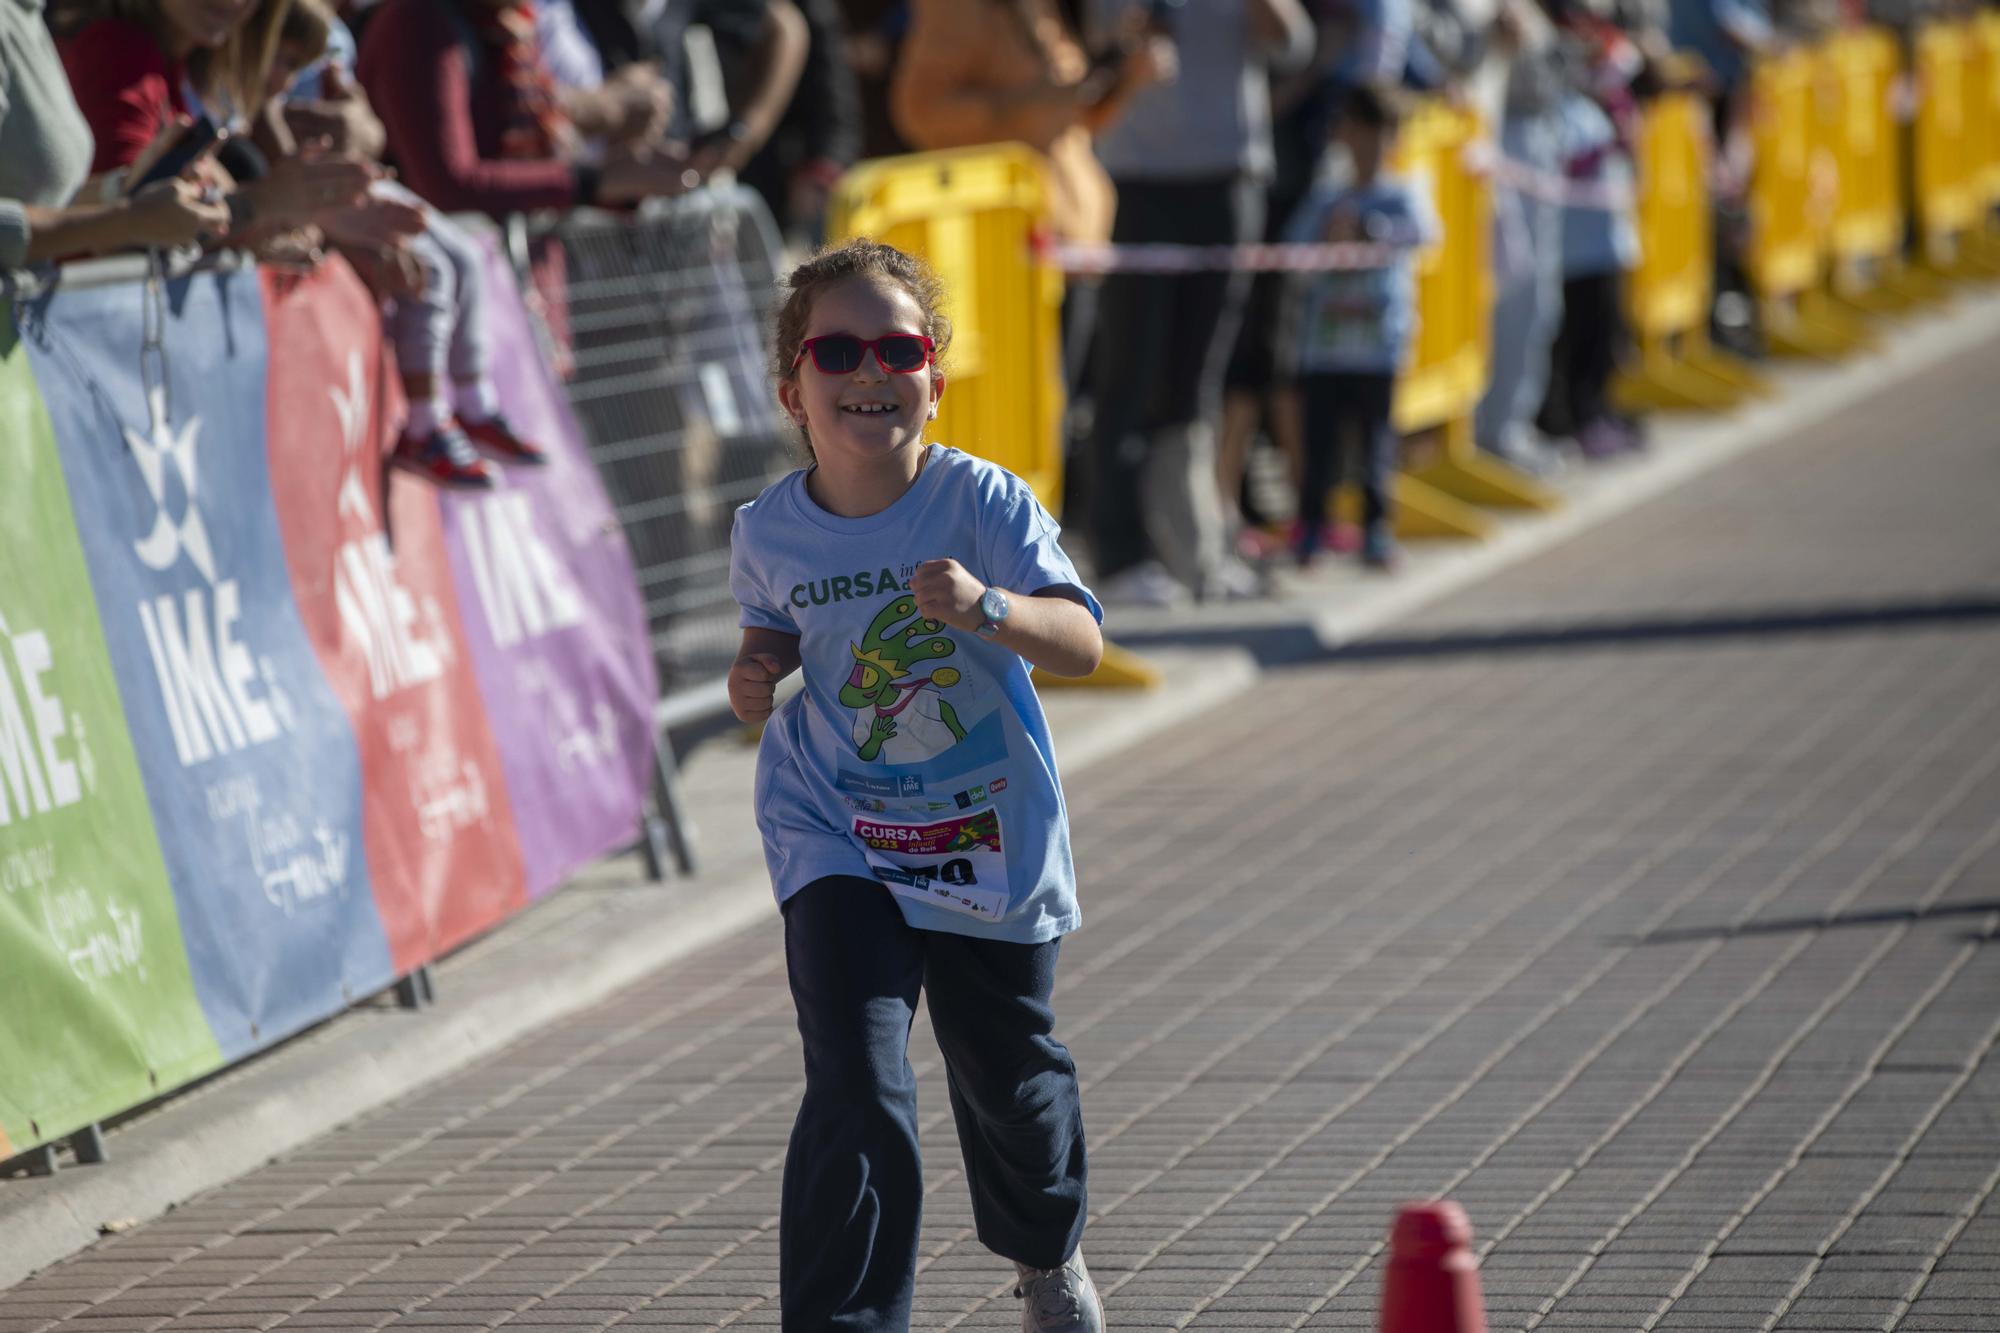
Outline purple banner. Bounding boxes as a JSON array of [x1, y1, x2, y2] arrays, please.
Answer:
[[437, 240, 661, 895]]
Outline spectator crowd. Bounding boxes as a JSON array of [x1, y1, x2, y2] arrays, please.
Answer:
[[0, 0, 1987, 596]]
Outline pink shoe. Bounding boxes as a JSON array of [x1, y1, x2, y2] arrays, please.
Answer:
[[1235, 525, 1288, 561]]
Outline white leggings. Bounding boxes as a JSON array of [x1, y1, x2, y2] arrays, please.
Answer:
[[378, 183, 490, 391]]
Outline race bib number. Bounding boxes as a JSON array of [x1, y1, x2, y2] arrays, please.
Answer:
[[853, 809, 1008, 921]]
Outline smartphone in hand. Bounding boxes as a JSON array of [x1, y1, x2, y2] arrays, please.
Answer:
[[128, 115, 223, 194]]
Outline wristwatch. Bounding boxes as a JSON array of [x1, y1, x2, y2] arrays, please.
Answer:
[[973, 586, 1009, 639]]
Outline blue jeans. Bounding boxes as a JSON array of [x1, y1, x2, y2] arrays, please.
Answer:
[[1476, 112, 1564, 453], [779, 876, 1088, 1331]]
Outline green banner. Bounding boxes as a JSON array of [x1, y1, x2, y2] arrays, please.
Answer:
[[0, 315, 219, 1158]]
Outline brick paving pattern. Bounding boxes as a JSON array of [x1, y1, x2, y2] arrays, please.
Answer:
[[4, 338, 1998, 1330]]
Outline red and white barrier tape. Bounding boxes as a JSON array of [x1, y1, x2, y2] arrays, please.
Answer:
[[1044, 239, 1407, 274], [1041, 148, 1634, 275], [1465, 143, 1637, 211]]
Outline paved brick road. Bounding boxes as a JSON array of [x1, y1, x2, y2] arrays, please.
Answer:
[[4, 338, 1998, 1331]]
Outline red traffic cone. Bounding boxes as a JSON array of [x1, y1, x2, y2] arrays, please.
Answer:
[[1378, 1200, 1487, 1333]]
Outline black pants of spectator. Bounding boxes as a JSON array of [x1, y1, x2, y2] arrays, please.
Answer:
[[1059, 277, 1103, 526], [1540, 270, 1626, 439], [1087, 177, 1262, 579], [1297, 370, 1398, 550], [1223, 174, 1309, 530], [779, 876, 1088, 1332]]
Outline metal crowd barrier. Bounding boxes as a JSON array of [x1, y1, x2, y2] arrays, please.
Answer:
[[537, 186, 798, 712]]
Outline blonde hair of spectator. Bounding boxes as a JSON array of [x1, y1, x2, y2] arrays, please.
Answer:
[[770, 238, 954, 460], [51, 0, 298, 125]]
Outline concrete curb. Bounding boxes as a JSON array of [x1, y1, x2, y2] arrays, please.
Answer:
[[4, 286, 1997, 1293], [1098, 286, 2000, 656], [1304, 286, 2000, 650]]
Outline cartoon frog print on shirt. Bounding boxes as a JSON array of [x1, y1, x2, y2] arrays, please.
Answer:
[[840, 593, 968, 763]]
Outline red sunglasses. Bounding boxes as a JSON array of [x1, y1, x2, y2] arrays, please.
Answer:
[[792, 332, 935, 375]]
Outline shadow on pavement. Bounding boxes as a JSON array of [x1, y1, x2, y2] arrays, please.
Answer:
[[1618, 901, 2000, 946], [1320, 593, 2000, 664], [1108, 591, 2000, 669]]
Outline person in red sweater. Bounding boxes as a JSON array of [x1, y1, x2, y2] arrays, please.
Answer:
[[355, 0, 700, 364]]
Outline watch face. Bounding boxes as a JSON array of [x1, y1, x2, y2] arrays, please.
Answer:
[[981, 588, 1008, 623]]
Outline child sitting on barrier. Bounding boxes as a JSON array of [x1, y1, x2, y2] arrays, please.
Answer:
[[1283, 82, 1438, 570], [269, 0, 549, 490], [725, 238, 1107, 1333]]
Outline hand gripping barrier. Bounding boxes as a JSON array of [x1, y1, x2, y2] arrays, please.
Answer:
[[1614, 91, 1771, 412], [1388, 103, 1558, 539], [826, 144, 1157, 688]]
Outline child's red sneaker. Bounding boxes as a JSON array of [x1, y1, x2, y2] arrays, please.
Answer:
[[391, 422, 498, 489], [459, 414, 550, 465]]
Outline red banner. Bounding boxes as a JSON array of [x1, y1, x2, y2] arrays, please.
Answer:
[[261, 263, 527, 970]]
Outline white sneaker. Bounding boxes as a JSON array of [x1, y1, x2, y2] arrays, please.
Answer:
[[1484, 427, 1566, 479], [1096, 560, 1190, 610], [1200, 555, 1266, 602], [1015, 1248, 1103, 1333]]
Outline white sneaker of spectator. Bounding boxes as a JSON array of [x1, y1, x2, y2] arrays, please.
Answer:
[[1200, 554, 1265, 603], [1486, 426, 1568, 480], [1096, 559, 1191, 610]]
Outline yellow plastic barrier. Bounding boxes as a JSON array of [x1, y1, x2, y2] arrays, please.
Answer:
[[1615, 91, 1769, 411], [1822, 29, 1907, 295], [1913, 21, 1984, 267], [1390, 102, 1556, 524], [1963, 13, 2000, 267], [827, 145, 1157, 689], [1748, 50, 1821, 299], [1978, 13, 2000, 208], [827, 144, 1067, 511], [1393, 104, 1489, 435], [1748, 48, 1872, 355]]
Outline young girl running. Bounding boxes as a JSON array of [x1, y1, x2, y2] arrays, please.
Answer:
[[728, 239, 1106, 1332]]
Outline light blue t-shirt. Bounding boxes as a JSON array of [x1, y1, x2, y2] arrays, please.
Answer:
[[729, 445, 1102, 943], [1557, 91, 1640, 280], [1283, 171, 1439, 374]]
